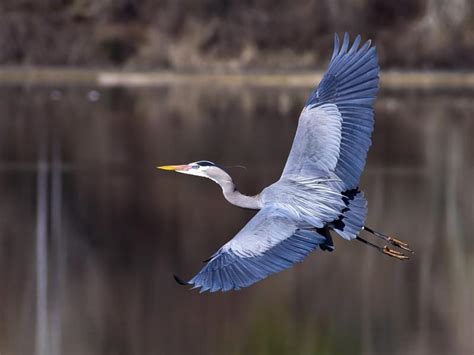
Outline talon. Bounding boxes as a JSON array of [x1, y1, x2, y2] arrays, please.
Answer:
[[387, 237, 414, 253], [383, 246, 409, 260], [383, 246, 403, 256]]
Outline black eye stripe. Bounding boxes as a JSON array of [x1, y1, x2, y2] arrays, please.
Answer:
[[196, 161, 215, 167]]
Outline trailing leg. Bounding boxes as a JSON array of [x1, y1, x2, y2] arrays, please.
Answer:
[[363, 226, 413, 253], [355, 236, 409, 261]]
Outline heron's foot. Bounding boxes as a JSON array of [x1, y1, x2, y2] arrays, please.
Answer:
[[382, 246, 409, 260], [387, 236, 414, 253], [364, 226, 414, 254]]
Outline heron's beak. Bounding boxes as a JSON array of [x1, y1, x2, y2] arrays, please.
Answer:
[[156, 164, 190, 172]]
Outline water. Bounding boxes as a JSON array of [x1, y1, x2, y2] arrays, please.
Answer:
[[0, 84, 473, 355]]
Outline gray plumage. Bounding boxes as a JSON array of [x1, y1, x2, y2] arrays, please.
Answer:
[[159, 33, 380, 292]]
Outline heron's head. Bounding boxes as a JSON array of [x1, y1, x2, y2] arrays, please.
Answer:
[[157, 160, 229, 183]]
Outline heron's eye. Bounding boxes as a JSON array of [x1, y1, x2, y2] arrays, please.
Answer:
[[192, 165, 200, 169]]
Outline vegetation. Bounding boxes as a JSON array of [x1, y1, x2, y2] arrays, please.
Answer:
[[0, 0, 473, 70]]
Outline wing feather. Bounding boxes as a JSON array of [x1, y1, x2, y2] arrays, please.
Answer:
[[183, 207, 331, 292], [281, 103, 343, 177], [282, 33, 379, 190]]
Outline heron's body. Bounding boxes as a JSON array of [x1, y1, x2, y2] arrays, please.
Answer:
[[159, 34, 412, 293]]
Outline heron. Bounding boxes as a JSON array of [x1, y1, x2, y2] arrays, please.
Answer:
[[158, 33, 413, 293]]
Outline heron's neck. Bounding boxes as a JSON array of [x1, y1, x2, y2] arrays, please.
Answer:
[[216, 175, 262, 210]]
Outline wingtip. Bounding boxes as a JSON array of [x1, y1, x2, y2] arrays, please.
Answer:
[[173, 274, 189, 286], [341, 32, 350, 53], [332, 33, 341, 60]]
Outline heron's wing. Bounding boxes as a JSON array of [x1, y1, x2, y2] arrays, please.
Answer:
[[182, 207, 330, 292], [282, 33, 379, 190]]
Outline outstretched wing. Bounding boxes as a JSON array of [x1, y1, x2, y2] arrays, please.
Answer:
[[181, 207, 331, 292], [282, 33, 379, 190]]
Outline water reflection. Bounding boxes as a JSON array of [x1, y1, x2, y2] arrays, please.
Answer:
[[0, 85, 473, 355]]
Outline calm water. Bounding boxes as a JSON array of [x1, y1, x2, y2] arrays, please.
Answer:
[[0, 84, 473, 355]]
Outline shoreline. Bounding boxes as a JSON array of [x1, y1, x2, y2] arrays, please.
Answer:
[[0, 67, 474, 89]]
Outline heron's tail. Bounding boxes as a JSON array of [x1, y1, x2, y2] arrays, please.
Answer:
[[331, 189, 367, 240]]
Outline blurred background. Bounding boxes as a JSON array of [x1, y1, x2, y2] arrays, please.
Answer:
[[0, 1, 473, 355]]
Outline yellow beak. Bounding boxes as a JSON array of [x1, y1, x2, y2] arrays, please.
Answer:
[[156, 165, 189, 171]]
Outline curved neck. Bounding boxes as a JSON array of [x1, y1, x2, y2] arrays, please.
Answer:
[[213, 171, 262, 210]]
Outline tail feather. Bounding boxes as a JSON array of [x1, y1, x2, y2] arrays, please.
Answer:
[[331, 189, 367, 240]]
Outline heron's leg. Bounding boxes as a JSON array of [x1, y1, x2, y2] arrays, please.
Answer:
[[355, 236, 409, 260], [363, 226, 413, 253]]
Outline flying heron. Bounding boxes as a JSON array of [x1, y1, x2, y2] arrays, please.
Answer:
[[158, 33, 413, 293]]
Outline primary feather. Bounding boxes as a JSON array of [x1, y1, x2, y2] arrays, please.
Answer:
[[189, 207, 331, 292], [283, 33, 379, 191]]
